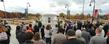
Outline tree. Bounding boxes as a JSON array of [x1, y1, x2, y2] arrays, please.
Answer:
[[59, 12, 66, 17]]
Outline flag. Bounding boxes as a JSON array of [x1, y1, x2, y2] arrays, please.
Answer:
[[89, 0, 94, 6], [27, 2, 30, 7], [0, 0, 4, 2], [93, 9, 99, 18]]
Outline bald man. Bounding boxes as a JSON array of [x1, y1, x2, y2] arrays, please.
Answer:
[[89, 28, 107, 44]]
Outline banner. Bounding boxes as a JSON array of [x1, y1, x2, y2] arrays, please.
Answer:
[[93, 9, 99, 18]]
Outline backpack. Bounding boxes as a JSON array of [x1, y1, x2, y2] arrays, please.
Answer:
[[0, 32, 8, 41]]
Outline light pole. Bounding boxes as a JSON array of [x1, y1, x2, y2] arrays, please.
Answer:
[[82, 0, 85, 15], [89, 0, 96, 19], [89, 0, 96, 21], [93, 0, 96, 18], [25, 7, 28, 17], [65, 4, 70, 19], [25, 2, 30, 18], [81, 0, 85, 19]]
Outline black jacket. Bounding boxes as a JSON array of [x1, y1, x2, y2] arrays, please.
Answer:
[[5, 25, 11, 37], [63, 38, 85, 44], [23, 40, 34, 44]]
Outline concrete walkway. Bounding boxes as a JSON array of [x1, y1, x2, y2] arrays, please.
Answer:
[[10, 25, 19, 44], [9, 18, 57, 44]]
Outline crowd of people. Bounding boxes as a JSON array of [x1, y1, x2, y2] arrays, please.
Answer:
[[0, 19, 109, 44], [0, 20, 11, 44]]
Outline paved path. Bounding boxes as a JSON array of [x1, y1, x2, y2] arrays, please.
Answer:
[[10, 25, 19, 44], [9, 17, 57, 44]]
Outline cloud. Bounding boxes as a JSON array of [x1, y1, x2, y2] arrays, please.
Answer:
[[6, 6, 25, 13], [0, 0, 109, 15], [99, 3, 109, 14], [53, 0, 71, 5]]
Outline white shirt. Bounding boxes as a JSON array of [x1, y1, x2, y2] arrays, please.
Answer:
[[0, 32, 8, 40], [44, 29, 51, 38]]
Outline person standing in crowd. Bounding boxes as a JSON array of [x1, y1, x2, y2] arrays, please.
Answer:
[[23, 32, 34, 44], [66, 21, 73, 33], [48, 17, 51, 23], [95, 21, 100, 28], [33, 24, 39, 33], [106, 31, 109, 44], [26, 26, 32, 32], [76, 30, 86, 44], [85, 21, 93, 31], [20, 22, 26, 32], [16, 31, 27, 44], [77, 21, 82, 29], [99, 25, 105, 37], [16, 25, 21, 37], [16, 25, 27, 44], [20, 22, 25, 28], [33, 32, 46, 44], [28, 24, 33, 32], [26, 24, 33, 32], [3, 20, 7, 26], [63, 29, 85, 44], [4, 23, 11, 44], [86, 21, 95, 36], [0, 24, 8, 44], [89, 28, 107, 44], [51, 28, 66, 44], [44, 24, 52, 44], [81, 28, 91, 44], [41, 25, 45, 39], [103, 22, 109, 37], [59, 21, 65, 30], [36, 20, 42, 32], [73, 21, 77, 31], [38, 21, 42, 31], [52, 24, 58, 35]]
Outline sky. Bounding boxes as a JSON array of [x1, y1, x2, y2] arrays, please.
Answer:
[[0, 0, 109, 15]]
